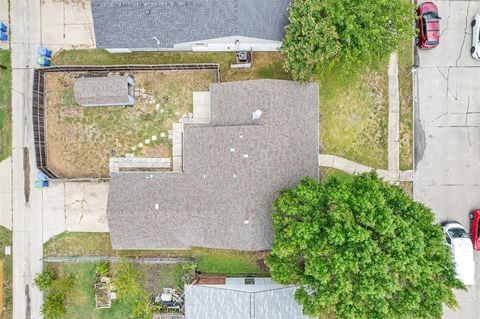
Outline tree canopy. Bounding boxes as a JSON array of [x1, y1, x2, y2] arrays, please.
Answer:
[[282, 0, 414, 81], [266, 173, 463, 319]]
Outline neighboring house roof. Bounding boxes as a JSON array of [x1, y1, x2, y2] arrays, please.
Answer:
[[91, 0, 292, 49], [107, 80, 319, 250], [185, 278, 310, 319], [73, 75, 135, 107]]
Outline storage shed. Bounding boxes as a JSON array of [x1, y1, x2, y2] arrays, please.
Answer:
[[74, 75, 135, 107]]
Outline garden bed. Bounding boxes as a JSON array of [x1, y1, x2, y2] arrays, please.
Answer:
[[45, 70, 216, 178]]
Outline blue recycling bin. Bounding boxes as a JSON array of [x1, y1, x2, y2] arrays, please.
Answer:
[[36, 56, 50, 67], [37, 47, 52, 58], [0, 31, 7, 42], [0, 22, 6, 33]]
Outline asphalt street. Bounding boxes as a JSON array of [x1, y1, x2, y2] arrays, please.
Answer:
[[414, 1, 480, 318]]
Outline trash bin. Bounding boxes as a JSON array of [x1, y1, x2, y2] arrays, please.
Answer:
[[0, 31, 7, 42], [37, 47, 52, 58], [36, 56, 50, 67], [0, 22, 6, 33]]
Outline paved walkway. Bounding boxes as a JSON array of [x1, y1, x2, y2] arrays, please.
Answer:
[[43, 256, 194, 264], [388, 53, 400, 172], [319, 154, 413, 182], [0, 157, 12, 230]]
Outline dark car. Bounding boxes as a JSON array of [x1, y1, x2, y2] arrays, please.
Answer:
[[416, 2, 441, 49], [469, 209, 480, 250]]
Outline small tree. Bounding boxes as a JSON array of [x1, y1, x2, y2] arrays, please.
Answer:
[[282, 0, 414, 81], [266, 173, 463, 319], [34, 267, 55, 292], [34, 267, 75, 318], [41, 293, 66, 319]]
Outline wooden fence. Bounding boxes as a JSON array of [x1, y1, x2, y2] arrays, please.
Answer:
[[32, 64, 221, 179]]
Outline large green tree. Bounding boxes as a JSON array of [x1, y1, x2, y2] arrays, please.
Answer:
[[282, 0, 414, 81], [266, 173, 463, 319]]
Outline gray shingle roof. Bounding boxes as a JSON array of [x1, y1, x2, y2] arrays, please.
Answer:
[[107, 80, 319, 250], [73, 75, 135, 107], [185, 279, 311, 319], [91, 0, 291, 49]]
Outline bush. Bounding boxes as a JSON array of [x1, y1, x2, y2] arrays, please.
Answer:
[[41, 292, 66, 319], [95, 261, 110, 279], [34, 266, 75, 318], [115, 260, 152, 319], [33, 267, 55, 292]]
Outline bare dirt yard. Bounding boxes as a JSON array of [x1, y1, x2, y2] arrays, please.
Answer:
[[46, 70, 216, 178]]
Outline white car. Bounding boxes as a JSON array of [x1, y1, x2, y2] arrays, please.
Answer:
[[471, 12, 480, 60], [442, 221, 475, 286]]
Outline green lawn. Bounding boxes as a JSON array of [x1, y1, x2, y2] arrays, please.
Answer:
[[44, 232, 268, 276], [320, 167, 354, 183], [398, 36, 414, 170], [54, 49, 390, 169], [47, 262, 134, 319], [52, 49, 290, 82], [0, 50, 11, 161], [0, 226, 12, 319], [319, 64, 389, 169]]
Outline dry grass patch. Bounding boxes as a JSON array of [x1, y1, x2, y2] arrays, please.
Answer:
[[46, 70, 215, 178], [398, 38, 414, 170]]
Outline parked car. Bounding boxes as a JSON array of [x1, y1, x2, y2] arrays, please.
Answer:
[[471, 12, 480, 60], [442, 221, 475, 286], [469, 209, 480, 249], [416, 2, 441, 49]]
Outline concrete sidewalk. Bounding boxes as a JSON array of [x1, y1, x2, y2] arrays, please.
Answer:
[[11, 0, 43, 317], [388, 53, 400, 172], [319, 154, 413, 183]]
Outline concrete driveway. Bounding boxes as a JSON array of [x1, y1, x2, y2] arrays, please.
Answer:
[[41, 0, 95, 53], [414, 1, 480, 318], [43, 181, 109, 243]]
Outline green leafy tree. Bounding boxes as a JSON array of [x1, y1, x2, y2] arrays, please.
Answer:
[[33, 267, 55, 292], [115, 260, 152, 319], [282, 0, 414, 81], [266, 173, 463, 319]]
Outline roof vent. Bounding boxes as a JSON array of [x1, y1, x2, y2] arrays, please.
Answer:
[[252, 109, 262, 120]]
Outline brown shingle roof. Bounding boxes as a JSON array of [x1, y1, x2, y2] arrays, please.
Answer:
[[107, 80, 319, 250], [73, 75, 135, 107]]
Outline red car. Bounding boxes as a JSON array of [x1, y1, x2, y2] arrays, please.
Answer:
[[416, 2, 441, 49], [469, 209, 480, 250]]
